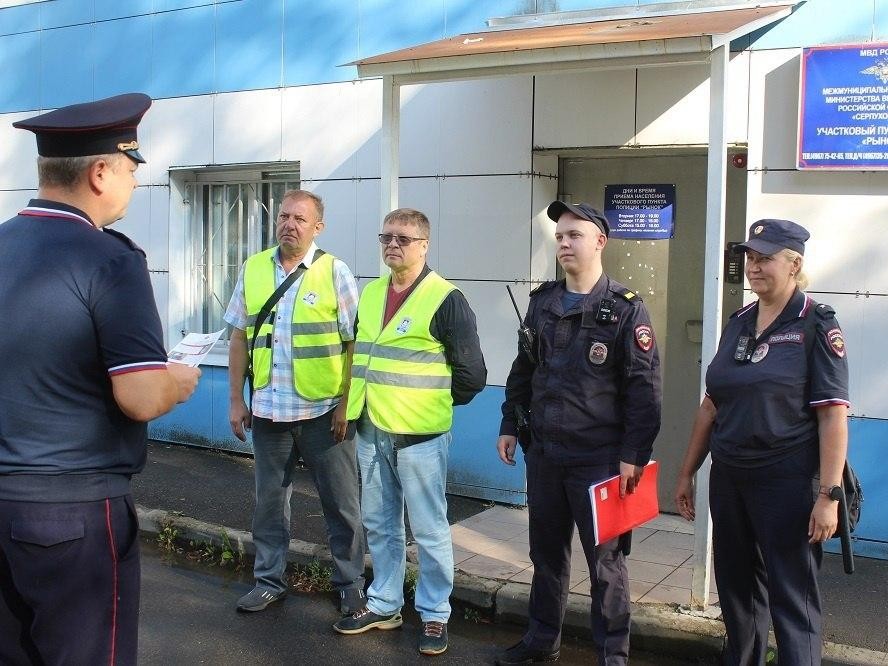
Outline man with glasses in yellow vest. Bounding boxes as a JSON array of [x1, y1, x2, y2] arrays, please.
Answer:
[[333, 208, 486, 656], [224, 190, 365, 615]]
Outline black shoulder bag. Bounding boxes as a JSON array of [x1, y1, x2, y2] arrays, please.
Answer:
[[246, 249, 325, 400]]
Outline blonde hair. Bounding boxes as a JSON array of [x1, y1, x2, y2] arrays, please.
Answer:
[[781, 249, 809, 290]]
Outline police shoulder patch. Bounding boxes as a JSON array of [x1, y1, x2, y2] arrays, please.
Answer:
[[826, 327, 846, 358], [634, 324, 654, 352]]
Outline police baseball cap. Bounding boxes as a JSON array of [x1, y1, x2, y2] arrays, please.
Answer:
[[546, 200, 610, 237], [13, 93, 151, 163], [735, 219, 810, 256]]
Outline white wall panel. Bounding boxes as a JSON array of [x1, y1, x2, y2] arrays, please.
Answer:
[[530, 170, 558, 283], [747, 170, 888, 293], [440, 77, 533, 175], [454, 280, 523, 387], [400, 84, 443, 177], [353, 79, 383, 180], [747, 49, 800, 171], [302, 179, 358, 271], [355, 178, 382, 277], [214, 89, 282, 165], [534, 69, 636, 148], [856, 294, 888, 418], [438, 176, 530, 281], [148, 186, 171, 271], [282, 82, 378, 181], [141, 95, 213, 185], [636, 54, 749, 146], [817, 292, 864, 417], [0, 111, 37, 190], [399, 177, 441, 271]]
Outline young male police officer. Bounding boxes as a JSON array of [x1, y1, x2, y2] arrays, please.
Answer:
[[225, 190, 366, 615], [333, 208, 486, 656], [496, 202, 661, 665], [0, 93, 201, 665]]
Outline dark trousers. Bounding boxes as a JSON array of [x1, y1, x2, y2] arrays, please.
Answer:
[[711, 447, 823, 666], [524, 450, 629, 665], [0, 495, 140, 666], [251, 412, 365, 593]]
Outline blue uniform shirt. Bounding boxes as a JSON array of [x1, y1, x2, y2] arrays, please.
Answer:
[[706, 289, 850, 468], [0, 200, 169, 501]]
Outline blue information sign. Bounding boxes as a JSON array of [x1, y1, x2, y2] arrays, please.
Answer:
[[604, 184, 675, 240], [798, 43, 888, 170]]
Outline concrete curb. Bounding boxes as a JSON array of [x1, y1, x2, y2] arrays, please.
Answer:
[[137, 507, 887, 665]]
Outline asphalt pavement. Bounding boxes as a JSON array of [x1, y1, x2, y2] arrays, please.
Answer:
[[139, 539, 700, 665]]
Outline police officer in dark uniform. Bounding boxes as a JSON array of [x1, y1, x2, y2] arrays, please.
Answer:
[[495, 201, 662, 666], [0, 94, 200, 665], [675, 219, 849, 666]]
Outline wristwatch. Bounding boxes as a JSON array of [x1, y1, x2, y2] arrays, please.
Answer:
[[819, 485, 842, 501]]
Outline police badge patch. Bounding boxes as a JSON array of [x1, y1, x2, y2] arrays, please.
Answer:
[[589, 342, 608, 365], [826, 328, 846, 358], [751, 343, 769, 363], [634, 324, 653, 352]]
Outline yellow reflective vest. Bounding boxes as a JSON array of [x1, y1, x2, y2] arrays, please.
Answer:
[[244, 248, 344, 400], [347, 271, 455, 433]]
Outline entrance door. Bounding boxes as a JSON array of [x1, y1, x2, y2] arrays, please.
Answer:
[[559, 151, 747, 507]]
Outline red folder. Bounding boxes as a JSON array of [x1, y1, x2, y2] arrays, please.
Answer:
[[589, 460, 659, 545]]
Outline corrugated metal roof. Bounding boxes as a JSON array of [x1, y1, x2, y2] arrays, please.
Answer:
[[351, 5, 792, 74]]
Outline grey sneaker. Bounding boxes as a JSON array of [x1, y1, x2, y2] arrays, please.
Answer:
[[419, 621, 448, 656], [340, 588, 367, 615], [333, 606, 403, 634], [236, 587, 286, 612]]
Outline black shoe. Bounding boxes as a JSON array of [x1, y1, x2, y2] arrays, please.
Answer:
[[332, 606, 403, 634], [495, 640, 560, 665], [419, 621, 448, 656], [235, 586, 286, 612], [340, 588, 367, 615]]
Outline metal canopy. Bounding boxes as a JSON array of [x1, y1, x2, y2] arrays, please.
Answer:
[[353, 1, 796, 612], [352, 4, 793, 82]]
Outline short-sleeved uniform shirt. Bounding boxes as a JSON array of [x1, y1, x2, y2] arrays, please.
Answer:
[[0, 200, 169, 502], [223, 242, 359, 422], [500, 275, 662, 466], [705, 289, 850, 467]]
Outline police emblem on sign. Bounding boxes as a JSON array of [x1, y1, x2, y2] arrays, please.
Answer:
[[396, 317, 412, 334], [826, 328, 846, 358], [589, 341, 608, 365], [302, 291, 318, 305], [634, 325, 653, 352], [751, 343, 769, 363]]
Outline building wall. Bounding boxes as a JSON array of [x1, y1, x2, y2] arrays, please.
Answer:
[[0, 0, 886, 550]]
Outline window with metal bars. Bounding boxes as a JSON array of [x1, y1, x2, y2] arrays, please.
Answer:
[[185, 171, 300, 340]]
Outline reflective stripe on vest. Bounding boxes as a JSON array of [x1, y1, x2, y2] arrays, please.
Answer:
[[347, 271, 455, 434], [244, 248, 345, 399]]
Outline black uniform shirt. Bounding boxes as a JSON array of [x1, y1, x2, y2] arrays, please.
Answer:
[[500, 275, 662, 466], [706, 289, 850, 468], [0, 200, 168, 502]]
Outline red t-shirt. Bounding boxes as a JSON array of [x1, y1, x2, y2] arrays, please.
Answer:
[[383, 281, 416, 327]]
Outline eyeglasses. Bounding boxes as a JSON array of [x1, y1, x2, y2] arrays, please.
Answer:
[[378, 233, 428, 246]]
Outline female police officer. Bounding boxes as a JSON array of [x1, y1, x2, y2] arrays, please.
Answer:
[[674, 219, 849, 666]]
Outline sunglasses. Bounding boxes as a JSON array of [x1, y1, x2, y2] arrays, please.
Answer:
[[378, 233, 428, 246]]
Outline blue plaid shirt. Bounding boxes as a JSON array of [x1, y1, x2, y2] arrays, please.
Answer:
[[224, 243, 359, 422]]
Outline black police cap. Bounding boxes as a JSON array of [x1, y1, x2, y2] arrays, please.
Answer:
[[546, 200, 610, 237], [13, 93, 151, 164], [735, 219, 810, 256]]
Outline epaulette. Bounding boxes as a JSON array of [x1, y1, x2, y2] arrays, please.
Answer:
[[529, 281, 557, 297], [103, 227, 146, 256], [611, 285, 641, 303], [812, 302, 835, 320]]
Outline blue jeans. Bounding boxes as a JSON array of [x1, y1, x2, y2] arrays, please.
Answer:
[[356, 419, 453, 623], [251, 412, 365, 595]]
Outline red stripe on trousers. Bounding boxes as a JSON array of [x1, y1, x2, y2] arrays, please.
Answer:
[[104, 499, 119, 665]]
